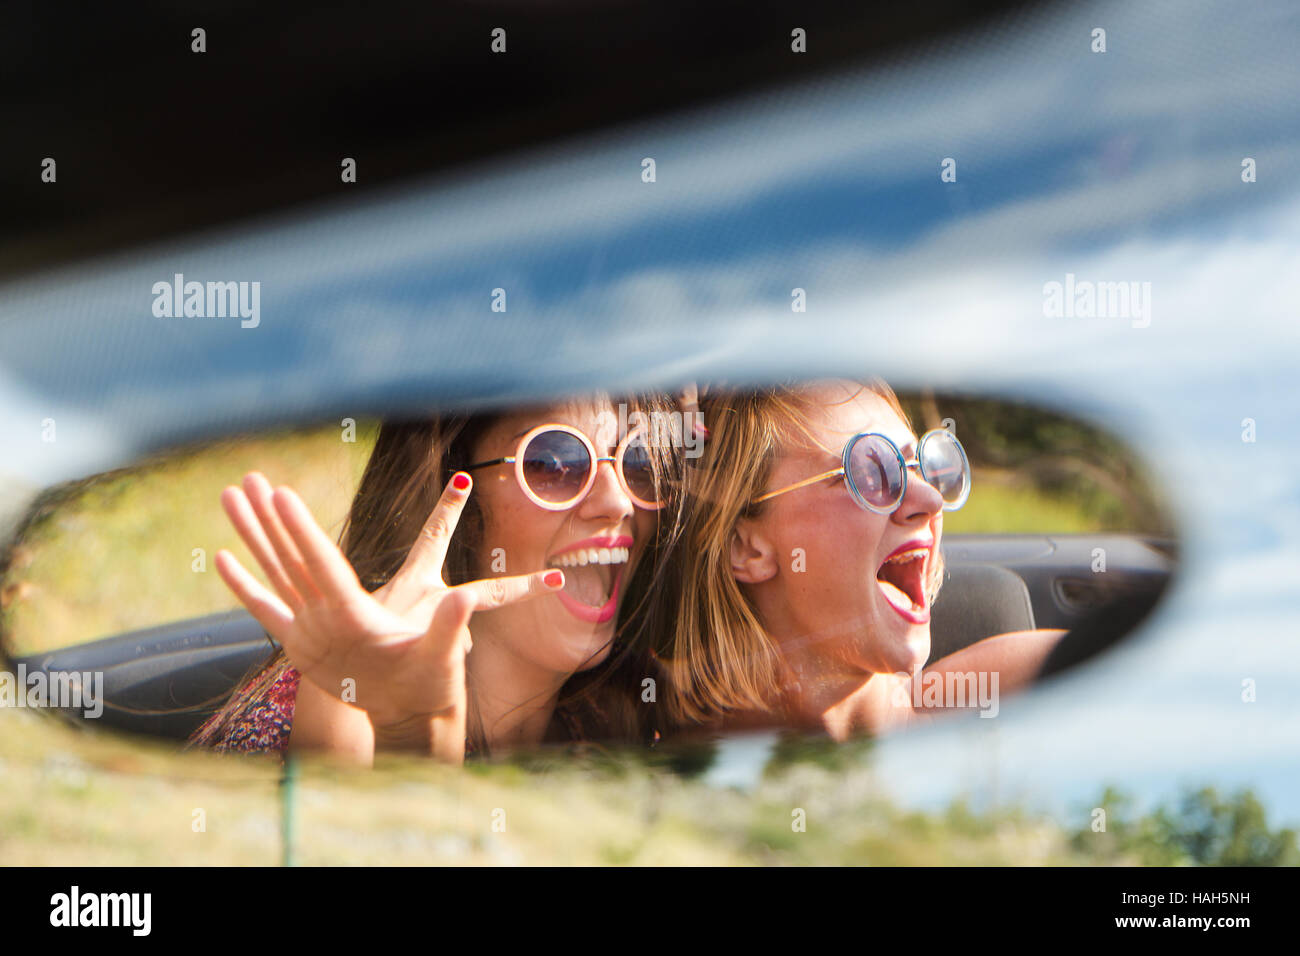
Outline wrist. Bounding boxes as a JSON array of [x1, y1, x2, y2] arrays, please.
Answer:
[[370, 712, 436, 753]]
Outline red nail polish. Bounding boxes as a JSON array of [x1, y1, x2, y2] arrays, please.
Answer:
[[544, 570, 564, 589], [452, 473, 470, 491]]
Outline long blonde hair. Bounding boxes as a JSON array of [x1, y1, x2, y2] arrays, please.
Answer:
[[658, 380, 945, 725]]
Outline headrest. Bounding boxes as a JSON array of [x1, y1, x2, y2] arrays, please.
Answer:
[[928, 563, 1035, 664]]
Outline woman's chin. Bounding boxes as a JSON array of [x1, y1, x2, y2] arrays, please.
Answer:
[[867, 592, 932, 671], [906, 627, 932, 671], [877, 615, 931, 675], [572, 641, 614, 673], [551, 611, 617, 673]]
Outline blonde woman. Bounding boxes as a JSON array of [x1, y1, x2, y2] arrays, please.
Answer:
[[660, 379, 1065, 739]]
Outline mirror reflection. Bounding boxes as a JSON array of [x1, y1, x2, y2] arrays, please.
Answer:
[[0, 379, 1175, 767]]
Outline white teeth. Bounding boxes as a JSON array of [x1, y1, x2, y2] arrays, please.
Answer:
[[883, 547, 928, 566], [548, 546, 630, 568]]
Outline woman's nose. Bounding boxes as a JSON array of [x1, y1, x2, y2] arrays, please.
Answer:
[[893, 462, 944, 524], [576, 458, 635, 520]]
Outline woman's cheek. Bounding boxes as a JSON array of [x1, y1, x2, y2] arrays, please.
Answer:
[[779, 521, 836, 593], [792, 507, 862, 569]]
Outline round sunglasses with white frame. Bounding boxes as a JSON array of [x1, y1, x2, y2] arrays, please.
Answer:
[[463, 422, 666, 512]]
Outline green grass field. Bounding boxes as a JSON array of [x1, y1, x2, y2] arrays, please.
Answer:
[[5, 703, 1291, 865], [3, 424, 378, 656], [944, 470, 1104, 534], [0, 704, 1098, 866]]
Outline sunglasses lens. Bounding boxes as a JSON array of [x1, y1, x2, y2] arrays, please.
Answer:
[[848, 435, 904, 510], [520, 430, 592, 505], [921, 431, 969, 507], [620, 432, 662, 507]]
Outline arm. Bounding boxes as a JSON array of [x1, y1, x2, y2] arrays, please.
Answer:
[[919, 628, 1067, 709], [287, 675, 375, 764], [370, 712, 466, 765], [289, 678, 467, 766]]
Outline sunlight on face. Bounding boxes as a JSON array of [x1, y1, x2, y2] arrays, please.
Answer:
[[748, 381, 944, 676], [468, 398, 657, 679]]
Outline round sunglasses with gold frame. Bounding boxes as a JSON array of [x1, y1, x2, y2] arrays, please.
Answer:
[[753, 428, 971, 514]]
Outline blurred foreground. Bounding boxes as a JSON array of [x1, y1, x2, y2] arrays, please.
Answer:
[[2, 704, 1291, 866]]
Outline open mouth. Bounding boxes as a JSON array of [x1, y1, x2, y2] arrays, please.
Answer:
[[875, 545, 931, 624], [546, 539, 631, 624]]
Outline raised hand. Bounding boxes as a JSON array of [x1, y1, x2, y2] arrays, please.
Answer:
[[213, 470, 563, 745]]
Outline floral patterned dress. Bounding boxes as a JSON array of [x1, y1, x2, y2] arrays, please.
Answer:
[[207, 666, 302, 756]]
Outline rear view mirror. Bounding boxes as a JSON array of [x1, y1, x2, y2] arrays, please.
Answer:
[[0, 385, 1176, 760]]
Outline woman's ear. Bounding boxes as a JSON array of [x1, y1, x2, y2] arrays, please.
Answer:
[[731, 517, 778, 584]]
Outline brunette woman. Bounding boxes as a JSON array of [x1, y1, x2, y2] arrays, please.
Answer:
[[192, 393, 681, 764]]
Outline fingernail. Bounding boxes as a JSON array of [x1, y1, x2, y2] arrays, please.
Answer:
[[544, 570, 564, 589], [452, 472, 471, 491]]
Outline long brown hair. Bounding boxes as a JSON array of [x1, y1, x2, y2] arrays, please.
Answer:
[[192, 394, 683, 755], [657, 379, 946, 726]]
